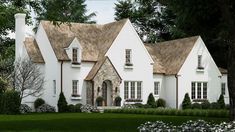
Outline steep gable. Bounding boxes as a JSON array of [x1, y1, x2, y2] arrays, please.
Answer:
[[145, 36, 199, 75], [41, 19, 127, 62], [24, 37, 45, 63]]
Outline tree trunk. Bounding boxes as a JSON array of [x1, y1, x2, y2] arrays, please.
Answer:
[[228, 42, 235, 121]]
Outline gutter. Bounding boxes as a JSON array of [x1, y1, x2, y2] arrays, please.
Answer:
[[175, 74, 179, 109], [61, 61, 64, 92]]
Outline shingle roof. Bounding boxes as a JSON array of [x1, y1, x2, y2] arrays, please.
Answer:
[[41, 19, 128, 62], [24, 37, 45, 63], [219, 67, 227, 74], [145, 36, 199, 75]]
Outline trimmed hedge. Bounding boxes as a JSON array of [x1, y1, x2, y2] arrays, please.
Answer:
[[104, 108, 229, 118], [34, 98, 45, 109], [0, 91, 21, 114], [57, 92, 68, 112]]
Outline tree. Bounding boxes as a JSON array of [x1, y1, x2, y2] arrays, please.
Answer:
[[182, 93, 191, 109], [114, 0, 175, 43], [147, 93, 156, 107], [57, 92, 68, 112], [36, 0, 96, 26], [217, 94, 225, 109], [12, 58, 45, 103]]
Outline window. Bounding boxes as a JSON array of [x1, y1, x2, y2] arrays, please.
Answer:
[[131, 82, 135, 98], [53, 80, 56, 95], [191, 82, 207, 99], [203, 83, 207, 99], [72, 80, 78, 96], [197, 83, 201, 99], [125, 49, 132, 65], [197, 55, 204, 69], [124, 81, 142, 99], [154, 82, 160, 95], [124, 82, 129, 99], [221, 83, 226, 95], [72, 48, 78, 63], [191, 82, 196, 99]]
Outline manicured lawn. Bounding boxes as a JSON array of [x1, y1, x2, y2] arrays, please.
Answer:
[[0, 113, 228, 131]]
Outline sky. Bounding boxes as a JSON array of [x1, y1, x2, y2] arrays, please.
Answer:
[[85, 0, 118, 24]]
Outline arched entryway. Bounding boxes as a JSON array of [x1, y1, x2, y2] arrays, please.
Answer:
[[102, 80, 112, 106]]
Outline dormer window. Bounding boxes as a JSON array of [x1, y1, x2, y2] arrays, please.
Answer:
[[72, 48, 80, 64], [125, 49, 133, 66], [197, 55, 204, 69]]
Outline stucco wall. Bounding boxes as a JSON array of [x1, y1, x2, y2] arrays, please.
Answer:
[[177, 37, 223, 108], [106, 20, 154, 105]]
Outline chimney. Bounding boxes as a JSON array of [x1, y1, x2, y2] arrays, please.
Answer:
[[15, 13, 26, 59]]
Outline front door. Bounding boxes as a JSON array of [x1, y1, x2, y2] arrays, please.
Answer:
[[102, 82, 107, 106]]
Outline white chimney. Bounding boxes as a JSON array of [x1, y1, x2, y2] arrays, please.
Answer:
[[15, 13, 26, 59]]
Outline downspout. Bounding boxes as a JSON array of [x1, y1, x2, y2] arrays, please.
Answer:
[[61, 61, 64, 93], [175, 74, 179, 109]]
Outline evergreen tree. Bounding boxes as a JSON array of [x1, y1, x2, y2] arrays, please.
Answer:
[[57, 92, 68, 112], [217, 94, 225, 109], [182, 93, 191, 109], [147, 93, 156, 108], [37, 0, 96, 25]]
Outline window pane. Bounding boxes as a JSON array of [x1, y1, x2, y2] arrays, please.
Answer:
[[125, 49, 131, 64], [221, 83, 226, 95], [137, 82, 142, 99], [124, 82, 129, 99], [203, 82, 207, 99], [198, 55, 202, 67], [73, 48, 78, 62], [53, 80, 56, 95], [197, 83, 201, 99], [130, 82, 135, 98], [72, 80, 78, 95], [154, 82, 160, 95], [191, 82, 195, 99]]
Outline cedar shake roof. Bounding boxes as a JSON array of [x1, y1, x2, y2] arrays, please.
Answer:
[[219, 67, 228, 74], [145, 36, 199, 75], [41, 19, 128, 62], [24, 37, 45, 63]]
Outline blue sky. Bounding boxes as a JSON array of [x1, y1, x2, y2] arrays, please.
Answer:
[[85, 0, 118, 24]]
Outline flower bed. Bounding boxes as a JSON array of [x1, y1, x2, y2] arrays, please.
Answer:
[[138, 120, 235, 132]]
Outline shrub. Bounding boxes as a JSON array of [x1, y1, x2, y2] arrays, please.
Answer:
[[36, 104, 56, 113], [114, 96, 122, 106], [210, 102, 220, 109], [201, 100, 210, 109], [156, 98, 166, 107], [192, 103, 201, 109], [217, 94, 225, 109], [147, 93, 156, 108], [74, 103, 82, 112], [67, 104, 75, 112], [34, 98, 45, 109], [122, 104, 137, 109], [133, 103, 145, 108], [96, 96, 103, 106], [225, 104, 230, 110], [20, 104, 32, 114], [0, 91, 21, 114], [57, 92, 68, 112], [80, 104, 99, 113], [182, 93, 191, 109]]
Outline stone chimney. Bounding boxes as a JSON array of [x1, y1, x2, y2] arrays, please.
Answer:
[[15, 13, 26, 59]]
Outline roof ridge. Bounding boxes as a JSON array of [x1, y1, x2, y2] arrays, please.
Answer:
[[145, 36, 200, 45]]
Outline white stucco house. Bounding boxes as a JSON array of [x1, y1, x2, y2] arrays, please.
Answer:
[[14, 13, 229, 110]]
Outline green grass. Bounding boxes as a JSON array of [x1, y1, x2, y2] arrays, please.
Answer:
[[0, 113, 228, 132]]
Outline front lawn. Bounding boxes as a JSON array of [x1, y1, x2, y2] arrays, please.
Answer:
[[0, 113, 228, 131]]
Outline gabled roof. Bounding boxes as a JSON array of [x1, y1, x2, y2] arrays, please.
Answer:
[[85, 56, 122, 81], [145, 36, 199, 75], [24, 37, 45, 63], [219, 67, 228, 74], [41, 19, 128, 62]]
